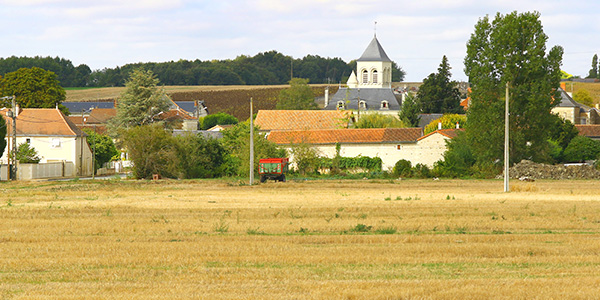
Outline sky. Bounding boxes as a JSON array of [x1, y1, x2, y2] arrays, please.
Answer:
[[0, 0, 598, 82]]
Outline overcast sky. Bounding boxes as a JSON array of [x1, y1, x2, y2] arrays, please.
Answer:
[[0, 0, 598, 82]]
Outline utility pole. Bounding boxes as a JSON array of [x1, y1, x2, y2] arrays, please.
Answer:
[[2, 95, 15, 180], [357, 88, 361, 121], [249, 97, 254, 185], [92, 124, 96, 180], [504, 82, 510, 193]]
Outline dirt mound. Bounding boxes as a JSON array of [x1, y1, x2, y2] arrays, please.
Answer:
[[509, 160, 600, 180]]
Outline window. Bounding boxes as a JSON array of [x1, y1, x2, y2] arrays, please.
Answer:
[[581, 118, 587, 125], [372, 70, 378, 84], [396, 145, 402, 150], [26, 138, 31, 144], [380, 101, 389, 110], [362, 70, 368, 83], [359, 100, 367, 110], [337, 101, 346, 110]]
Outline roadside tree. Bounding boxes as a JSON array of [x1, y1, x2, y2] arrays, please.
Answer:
[[417, 56, 461, 114], [464, 11, 563, 165], [83, 129, 119, 172]]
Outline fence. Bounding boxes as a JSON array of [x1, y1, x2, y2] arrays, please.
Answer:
[[0, 162, 76, 181]]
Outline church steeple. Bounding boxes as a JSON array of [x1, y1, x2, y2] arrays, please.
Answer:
[[357, 36, 392, 62]]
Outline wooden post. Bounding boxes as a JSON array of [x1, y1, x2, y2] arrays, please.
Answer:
[[249, 97, 254, 185], [504, 82, 510, 193]]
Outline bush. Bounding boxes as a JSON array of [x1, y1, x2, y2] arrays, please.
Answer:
[[199, 112, 238, 130], [433, 132, 476, 178], [412, 163, 432, 178], [122, 123, 177, 179], [393, 159, 412, 177], [173, 133, 226, 178], [15, 143, 41, 163], [563, 136, 600, 162], [84, 129, 119, 171]]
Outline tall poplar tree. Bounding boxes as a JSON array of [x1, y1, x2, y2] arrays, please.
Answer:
[[464, 11, 563, 164], [588, 54, 598, 79]]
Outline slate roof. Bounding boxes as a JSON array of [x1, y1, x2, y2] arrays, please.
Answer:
[[63, 101, 115, 114], [267, 128, 423, 145], [325, 88, 401, 111], [417, 114, 444, 128], [556, 88, 591, 110], [1, 108, 86, 137], [575, 125, 600, 138], [254, 110, 352, 131], [357, 36, 392, 62]]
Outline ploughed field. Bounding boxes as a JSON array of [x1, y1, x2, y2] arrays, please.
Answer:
[[1, 179, 600, 299]]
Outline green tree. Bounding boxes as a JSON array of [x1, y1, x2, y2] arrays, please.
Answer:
[[398, 93, 421, 127], [173, 133, 226, 179], [547, 113, 578, 150], [109, 69, 170, 134], [14, 143, 41, 163], [464, 11, 563, 165], [200, 112, 239, 130], [220, 121, 286, 177], [424, 114, 466, 134], [573, 89, 594, 107], [122, 123, 176, 179], [0, 67, 68, 114], [416, 55, 461, 114], [354, 113, 407, 128], [83, 129, 119, 172], [563, 136, 600, 162], [276, 78, 317, 110], [289, 141, 320, 175], [588, 54, 598, 79]]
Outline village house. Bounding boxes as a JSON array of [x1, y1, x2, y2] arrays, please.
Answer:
[[267, 127, 462, 171], [1, 107, 93, 180], [552, 84, 600, 125]]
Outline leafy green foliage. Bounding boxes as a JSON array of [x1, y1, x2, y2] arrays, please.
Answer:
[[15, 143, 41, 163], [588, 54, 598, 79], [417, 55, 462, 114], [464, 11, 563, 165], [398, 93, 421, 127], [433, 133, 476, 178], [547, 114, 579, 150], [83, 129, 119, 171], [318, 156, 382, 173], [563, 136, 600, 162], [220, 121, 286, 177], [392, 159, 412, 177], [289, 142, 321, 175], [573, 89, 594, 107], [122, 124, 177, 179], [276, 78, 317, 110], [424, 114, 466, 135], [200, 112, 239, 130], [109, 69, 171, 134], [173, 133, 226, 179], [354, 113, 407, 128], [0, 56, 91, 87], [0, 67, 68, 114]]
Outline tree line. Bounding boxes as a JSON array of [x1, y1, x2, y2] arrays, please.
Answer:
[[0, 51, 405, 87]]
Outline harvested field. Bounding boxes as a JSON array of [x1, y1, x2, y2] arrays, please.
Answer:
[[1, 179, 600, 299]]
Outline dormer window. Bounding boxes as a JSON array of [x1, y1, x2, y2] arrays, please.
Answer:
[[380, 101, 389, 110], [337, 101, 346, 110], [362, 70, 368, 83], [372, 70, 378, 84], [359, 100, 367, 110]]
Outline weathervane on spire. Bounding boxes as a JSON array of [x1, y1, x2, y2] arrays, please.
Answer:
[[374, 21, 377, 37]]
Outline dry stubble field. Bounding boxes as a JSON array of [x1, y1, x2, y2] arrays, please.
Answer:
[[1, 179, 600, 299]]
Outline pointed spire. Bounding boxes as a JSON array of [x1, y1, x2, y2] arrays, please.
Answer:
[[357, 36, 392, 62]]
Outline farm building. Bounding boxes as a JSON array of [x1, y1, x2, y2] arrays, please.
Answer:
[[267, 128, 462, 171], [254, 110, 353, 133]]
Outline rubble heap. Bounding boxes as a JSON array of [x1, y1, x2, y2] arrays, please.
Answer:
[[509, 160, 600, 180]]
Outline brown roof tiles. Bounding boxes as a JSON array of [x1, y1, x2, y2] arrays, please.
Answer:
[[267, 128, 423, 145], [1, 108, 85, 137], [255, 110, 351, 131]]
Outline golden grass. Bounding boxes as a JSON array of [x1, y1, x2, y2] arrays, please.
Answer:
[[1, 179, 600, 299]]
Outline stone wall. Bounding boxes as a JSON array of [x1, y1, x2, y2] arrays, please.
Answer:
[[509, 160, 600, 180]]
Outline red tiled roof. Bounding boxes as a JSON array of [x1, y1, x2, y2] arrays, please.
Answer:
[[1, 108, 85, 137], [575, 125, 600, 137], [267, 128, 423, 145], [417, 129, 464, 141], [255, 110, 352, 131]]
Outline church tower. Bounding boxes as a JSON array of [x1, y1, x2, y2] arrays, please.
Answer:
[[353, 36, 393, 89]]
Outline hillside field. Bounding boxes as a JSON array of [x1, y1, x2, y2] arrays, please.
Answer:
[[2, 179, 600, 299]]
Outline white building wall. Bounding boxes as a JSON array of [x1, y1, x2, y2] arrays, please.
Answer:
[[282, 133, 449, 172]]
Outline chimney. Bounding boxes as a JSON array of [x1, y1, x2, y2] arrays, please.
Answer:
[[15, 104, 19, 117], [456, 122, 460, 129], [438, 121, 442, 130], [324, 86, 329, 108], [596, 103, 600, 110], [560, 82, 566, 91]]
